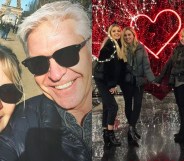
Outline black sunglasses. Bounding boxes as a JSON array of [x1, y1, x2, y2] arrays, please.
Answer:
[[22, 37, 91, 76], [0, 84, 23, 104]]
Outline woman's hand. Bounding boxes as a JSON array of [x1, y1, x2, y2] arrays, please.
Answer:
[[109, 87, 117, 94], [152, 81, 160, 87]]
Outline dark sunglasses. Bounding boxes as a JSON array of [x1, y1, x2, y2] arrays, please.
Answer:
[[0, 84, 23, 104], [22, 37, 91, 76]]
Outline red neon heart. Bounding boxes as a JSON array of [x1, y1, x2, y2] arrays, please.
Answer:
[[130, 9, 181, 58]]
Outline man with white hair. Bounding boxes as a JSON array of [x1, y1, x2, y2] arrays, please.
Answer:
[[0, 1, 92, 161]]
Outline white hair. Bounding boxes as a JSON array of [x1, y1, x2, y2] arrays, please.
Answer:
[[18, 1, 91, 56]]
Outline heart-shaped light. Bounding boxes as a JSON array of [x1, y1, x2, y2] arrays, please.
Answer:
[[130, 9, 181, 58]]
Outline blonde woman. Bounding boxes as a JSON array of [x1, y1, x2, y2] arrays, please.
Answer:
[[156, 28, 184, 143], [120, 26, 155, 147], [94, 24, 127, 147], [0, 45, 23, 132]]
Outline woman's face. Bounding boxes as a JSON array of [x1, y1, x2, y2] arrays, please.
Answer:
[[0, 63, 16, 132], [110, 26, 121, 40], [124, 29, 135, 44], [179, 32, 184, 44]]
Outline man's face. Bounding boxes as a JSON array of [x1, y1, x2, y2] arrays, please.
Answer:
[[27, 20, 92, 111]]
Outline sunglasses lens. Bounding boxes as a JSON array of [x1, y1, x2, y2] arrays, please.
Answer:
[[23, 56, 49, 75], [53, 45, 80, 67], [0, 84, 23, 104]]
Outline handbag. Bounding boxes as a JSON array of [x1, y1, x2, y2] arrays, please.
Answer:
[[93, 61, 104, 80]]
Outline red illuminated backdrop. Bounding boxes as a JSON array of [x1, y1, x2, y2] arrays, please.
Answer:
[[92, 0, 184, 100]]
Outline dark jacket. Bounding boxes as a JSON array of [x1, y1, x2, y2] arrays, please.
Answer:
[[126, 43, 155, 86], [0, 95, 91, 161], [156, 42, 184, 86], [98, 39, 126, 88]]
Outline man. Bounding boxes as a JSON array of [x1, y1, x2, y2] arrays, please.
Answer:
[[0, 1, 92, 161]]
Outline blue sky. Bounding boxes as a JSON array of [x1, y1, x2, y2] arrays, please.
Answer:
[[0, 0, 35, 11]]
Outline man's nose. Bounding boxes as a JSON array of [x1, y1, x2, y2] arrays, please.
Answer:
[[48, 58, 67, 82]]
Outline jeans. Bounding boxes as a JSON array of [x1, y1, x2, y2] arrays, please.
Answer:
[[119, 82, 144, 127], [95, 79, 118, 127]]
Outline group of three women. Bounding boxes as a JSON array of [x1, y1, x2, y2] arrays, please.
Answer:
[[94, 24, 184, 147]]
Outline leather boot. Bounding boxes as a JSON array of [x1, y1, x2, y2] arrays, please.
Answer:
[[174, 133, 181, 138], [174, 135, 184, 143], [108, 130, 121, 147], [103, 129, 110, 146], [128, 126, 139, 147], [133, 127, 141, 139], [174, 131, 184, 143]]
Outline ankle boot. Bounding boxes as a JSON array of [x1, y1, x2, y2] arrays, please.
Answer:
[[108, 130, 121, 146], [174, 135, 184, 143], [133, 127, 141, 139], [128, 126, 139, 147], [103, 129, 110, 146]]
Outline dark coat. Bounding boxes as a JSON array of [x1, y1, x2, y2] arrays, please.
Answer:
[[0, 95, 91, 161], [126, 43, 155, 86], [156, 42, 184, 86], [98, 39, 126, 88]]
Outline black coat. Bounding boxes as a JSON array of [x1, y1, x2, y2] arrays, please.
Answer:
[[0, 95, 91, 161], [156, 42, 184, 86], [98, 39, 126, 88]]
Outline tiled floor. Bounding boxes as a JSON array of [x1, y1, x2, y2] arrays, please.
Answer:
[[92, 92, 184, 161]]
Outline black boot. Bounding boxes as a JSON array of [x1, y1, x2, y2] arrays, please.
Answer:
[[103, 130, 121, 146], [128, 126, 139, 147], [103, 129, 110, 146], [174, 135, 184, 143], [108, 130, 121, 147], [174, 131, 184, 143], [133, 127, 141, 139], [174, 133, 181, 138]]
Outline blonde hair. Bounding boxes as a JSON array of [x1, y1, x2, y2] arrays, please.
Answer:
[[120, 26, 139, 56], [0, 46, 22, 93], [103, 24, 127, 62], [179, 28, 184, 38]]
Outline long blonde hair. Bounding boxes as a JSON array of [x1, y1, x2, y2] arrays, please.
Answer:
[[0, 45, 22, 93], [101, 24, 127, 62], [120, 26, 139, 56]]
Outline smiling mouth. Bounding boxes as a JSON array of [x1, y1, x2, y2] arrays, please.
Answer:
[[55, 81, 74, 90]]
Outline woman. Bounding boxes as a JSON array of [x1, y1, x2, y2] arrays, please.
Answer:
[[0, 45, 23, 132], [120, 26, 155, 147], [156, 28, 184, 143], [94, 24, 127, 147]]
